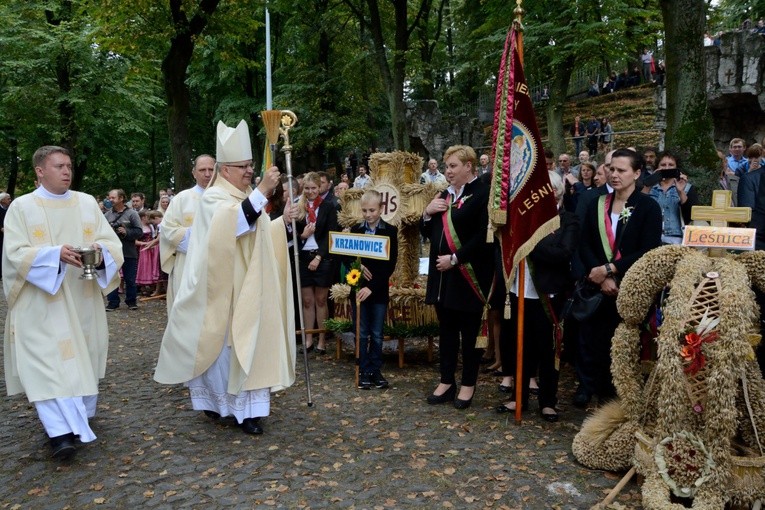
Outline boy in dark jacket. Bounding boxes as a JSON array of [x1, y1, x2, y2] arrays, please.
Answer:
[[351, 190, 398, 389]]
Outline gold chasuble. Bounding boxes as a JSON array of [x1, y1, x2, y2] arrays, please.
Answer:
[[154, 177, 296, 394], [3, 192, 123, 401], [159, 186, 202, 311]]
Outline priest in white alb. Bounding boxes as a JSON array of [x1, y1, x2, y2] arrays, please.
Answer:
[[154, 120, 296, 435], [3, 146, 123, 460], [159, 153, 215, 312]]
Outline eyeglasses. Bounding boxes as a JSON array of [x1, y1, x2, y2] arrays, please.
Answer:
[[226, 163, 254, 170]]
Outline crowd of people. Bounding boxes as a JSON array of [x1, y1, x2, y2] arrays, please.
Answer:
[[5, 125, 765, 461]]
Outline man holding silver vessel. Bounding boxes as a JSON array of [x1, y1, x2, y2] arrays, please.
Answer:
[[2, 145, 123, 460]]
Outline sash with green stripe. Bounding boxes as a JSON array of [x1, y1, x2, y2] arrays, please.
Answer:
[[442, 197, 494, 347], [597, 193, 621, 262]]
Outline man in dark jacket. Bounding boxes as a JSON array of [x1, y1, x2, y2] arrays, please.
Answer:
[[104, 189, 142, 310]]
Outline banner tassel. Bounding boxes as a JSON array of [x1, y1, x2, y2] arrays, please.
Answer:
[[503, 292, 512, 320], [486, 221, 495, 243], [476, 304, 489, 349]]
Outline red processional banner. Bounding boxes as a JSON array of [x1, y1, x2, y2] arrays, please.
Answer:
[[488, 26, 559, 285]]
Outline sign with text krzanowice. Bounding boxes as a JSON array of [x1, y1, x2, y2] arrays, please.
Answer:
[[329, 231, 391, 260]]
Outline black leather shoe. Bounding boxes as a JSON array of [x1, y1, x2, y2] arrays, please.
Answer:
[[240, 418, 263, 435], [315, 348, 327, 355], [303, 343, 315, 354], [50, 433, 76, 460], [453, 397, 473, 410], [204, 410, 221, 420], [426, 385, 455, 405], [498, 384, 513, 394]]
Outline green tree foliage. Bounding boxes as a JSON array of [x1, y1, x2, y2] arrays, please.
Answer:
[[708, 0, 765, 29], [0, 1, 163, 196], [444, 0, 662, 154], [87, 0, 221, 191], [0, 0, 730, 195]]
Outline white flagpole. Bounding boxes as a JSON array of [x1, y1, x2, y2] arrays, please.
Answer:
[[265, 5, 273, 110]]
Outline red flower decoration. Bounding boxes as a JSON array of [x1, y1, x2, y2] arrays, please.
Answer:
[[680, 344, 697, 362], [685, 332, 702, 348]]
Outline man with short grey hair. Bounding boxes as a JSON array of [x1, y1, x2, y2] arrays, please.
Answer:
[[420, 158, 447, 185]]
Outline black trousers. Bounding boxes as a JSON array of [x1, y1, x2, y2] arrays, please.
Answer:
[[499, 294, 562, 409], [577, 295, 620, 400], [435, 305, 483, 387]]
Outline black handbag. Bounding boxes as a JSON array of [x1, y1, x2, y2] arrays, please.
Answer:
[[562, 279, 604, 321], [563, 198, 629, 321]]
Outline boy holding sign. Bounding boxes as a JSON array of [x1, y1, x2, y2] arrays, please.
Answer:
[[351, 190, 399, 389]]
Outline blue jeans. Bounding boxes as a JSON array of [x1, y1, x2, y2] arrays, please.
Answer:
[[107, 257, 138, 308], [351, 301, 387, 374]]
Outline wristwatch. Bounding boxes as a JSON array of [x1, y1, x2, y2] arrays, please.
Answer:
[[450, 254, 458, 266], [605, 263, 613, 278]]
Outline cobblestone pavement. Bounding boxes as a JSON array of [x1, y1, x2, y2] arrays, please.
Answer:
[[0, 296, 642, 509]]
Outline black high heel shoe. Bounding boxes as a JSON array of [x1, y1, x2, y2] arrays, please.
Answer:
[[540, 407, 559, 422], [453, 387, 475, 410], [426, 385, 456, 405], [453, 396, 473, 410], [303, 343, 315, 354], [495, 400, 528, 414]]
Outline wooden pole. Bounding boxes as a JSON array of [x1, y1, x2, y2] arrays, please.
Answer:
[[515, 259, 526, 424], [355, 297, 361, 387], [592, 467, 635, 509]]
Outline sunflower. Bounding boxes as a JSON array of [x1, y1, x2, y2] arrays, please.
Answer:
[[346, 268, 362, 286]]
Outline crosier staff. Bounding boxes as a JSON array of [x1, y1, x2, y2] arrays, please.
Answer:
[[262, 109, 313, 407]]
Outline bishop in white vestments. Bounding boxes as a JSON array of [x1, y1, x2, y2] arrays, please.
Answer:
[[155, 120, 296, 435]]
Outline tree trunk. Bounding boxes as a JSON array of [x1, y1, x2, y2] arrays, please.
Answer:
[[163, 47, 194, 190], [46, 1, 87, 190], [162, 0, 220, 191], [366, 0, 411, 151], [545, 56, 576, 156], [659, 0, 717, 168]]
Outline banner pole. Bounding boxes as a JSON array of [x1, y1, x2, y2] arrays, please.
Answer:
[[515, 259, 525, 424]]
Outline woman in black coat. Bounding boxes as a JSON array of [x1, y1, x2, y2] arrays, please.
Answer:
[[496, 171, 580, 421], [575, 148, 662, 405], [421, 146, 494, 410]]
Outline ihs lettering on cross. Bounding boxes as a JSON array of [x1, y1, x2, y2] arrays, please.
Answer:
[[337, 151, 446, 286]]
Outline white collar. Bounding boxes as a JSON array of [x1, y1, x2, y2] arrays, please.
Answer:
[[447, 176, 477, 199], [193, 184, 205, 195], [34, 185, 71, 200]]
